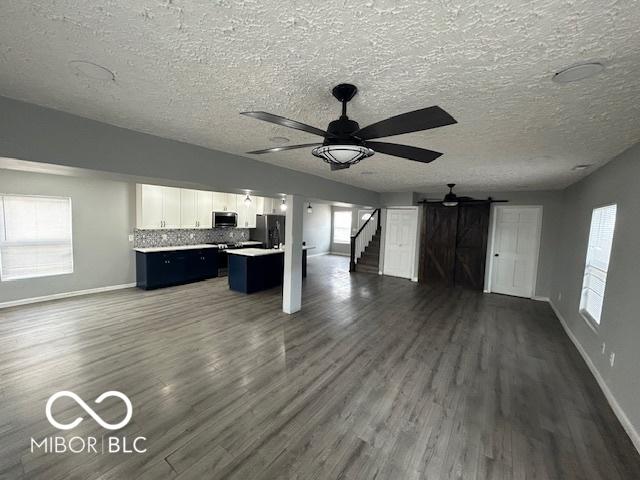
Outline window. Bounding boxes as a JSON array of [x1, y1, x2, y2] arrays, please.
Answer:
[[333, 211, 352, 244], [580, 204, 617, 325], [0, 195, 73, 281]]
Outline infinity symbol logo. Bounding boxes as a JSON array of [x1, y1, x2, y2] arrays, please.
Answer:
[[45, 391, 133, 431]]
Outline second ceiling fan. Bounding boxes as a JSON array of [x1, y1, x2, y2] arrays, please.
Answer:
[[241, 83, 457, 171]]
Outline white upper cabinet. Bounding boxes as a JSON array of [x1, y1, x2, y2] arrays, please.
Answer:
[[195, 190, 213, 228], [162, 187, 182, 228], [181, 189, 213, 228], [138, 185, 257, 230], [137, 184, 181, 229], [138, 184, 164, 229], [255, 196, 265, 216], [212, 192, 237, 212], [236, 194, 258, 229], [260, 197, 278, 215], [180, 189, 198, 228]]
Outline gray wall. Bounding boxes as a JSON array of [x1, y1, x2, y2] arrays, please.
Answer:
[[549, 143, 640, 439], [380, 191, 418, 206], [302, 202, 331, 255], [0, 169, 135, 304], [0, 95, 379, 207], [414, 190, 564, 299]]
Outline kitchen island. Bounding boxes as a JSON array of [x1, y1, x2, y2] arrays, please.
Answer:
[[227, 246, 313, 294]]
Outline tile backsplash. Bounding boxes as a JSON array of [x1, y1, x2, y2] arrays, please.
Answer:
[[134, 228, 250, 248]]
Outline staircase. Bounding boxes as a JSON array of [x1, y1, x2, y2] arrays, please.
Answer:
[[350, 208, 382, 274], [355, 227, 381, 274]]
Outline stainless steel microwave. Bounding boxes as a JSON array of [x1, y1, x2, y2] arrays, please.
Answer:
[[213, 211, 237, 228]]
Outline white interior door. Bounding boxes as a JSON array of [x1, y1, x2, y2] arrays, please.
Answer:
[[383, 209, 418, 279], [489, 206, 542, 298]]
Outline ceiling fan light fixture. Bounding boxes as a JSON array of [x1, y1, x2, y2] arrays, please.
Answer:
[[311, 145, 374, 167], [442, 183, 458, 206]]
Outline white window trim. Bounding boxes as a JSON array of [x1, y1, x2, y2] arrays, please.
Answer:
[[578, 202, 617, 330], [0, 194, 74, 282]]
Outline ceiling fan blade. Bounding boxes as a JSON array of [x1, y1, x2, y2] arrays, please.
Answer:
[[354, 106, 456, 140], [366, 141, 442, 163], [246, 143, 322, 154], [241, 111, 330, 138]]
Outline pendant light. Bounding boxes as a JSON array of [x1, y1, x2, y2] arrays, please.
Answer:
[[244, 194, 252, 207], [280, 198, 287, 212], [307, 203, 313, 214]]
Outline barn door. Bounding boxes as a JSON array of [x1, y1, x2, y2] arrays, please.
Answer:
[[419, 204, 458, 286], [454, 204, 490, 290]]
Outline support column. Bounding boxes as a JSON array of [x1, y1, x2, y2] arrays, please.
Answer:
[[283, 194, 303, 314]]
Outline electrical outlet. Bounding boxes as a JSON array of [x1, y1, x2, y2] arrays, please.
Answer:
[[128, 234, 134, 242], [609, 352, 615, 367], [601, 342, 606, 354]]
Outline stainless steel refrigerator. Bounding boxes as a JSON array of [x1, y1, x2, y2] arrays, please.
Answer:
[[251, 214, 286, 249]]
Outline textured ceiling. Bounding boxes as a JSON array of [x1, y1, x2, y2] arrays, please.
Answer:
[[0, 1, 639, 193]]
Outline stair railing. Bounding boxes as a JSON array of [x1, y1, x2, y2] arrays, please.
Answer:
[[350, 208, 381, 272]]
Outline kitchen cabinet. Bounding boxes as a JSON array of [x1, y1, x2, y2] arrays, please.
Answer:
[[180, 189, 197, 228], [135, 248, 218, 289], [236, 194, 258, 229], [212, 192, 237, 212], [255, 196, 265, 215], [180, 189, 213, 228], [196, 190, 214, 228], [137, 184, 181, 229], [260, 197, 279, 215]]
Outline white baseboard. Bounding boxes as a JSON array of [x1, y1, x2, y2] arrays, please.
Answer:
[[532, 296, 550, 302], [547, 299, 640, 455], [307, 251, 329, 258], [0, 283, 137, 309]]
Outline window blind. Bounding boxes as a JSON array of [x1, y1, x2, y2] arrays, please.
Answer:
[[0, 195, 73, 281], [579, 204, 617, 325], [333, 211, 352, 244]]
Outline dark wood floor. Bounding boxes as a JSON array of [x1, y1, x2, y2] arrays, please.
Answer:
[[1, 255, 639, 479]]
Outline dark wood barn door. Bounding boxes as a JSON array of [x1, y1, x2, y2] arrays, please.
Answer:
[[419, 204, 458, 286], [454, 204, 490, 289], [419, 203, 490, 290]]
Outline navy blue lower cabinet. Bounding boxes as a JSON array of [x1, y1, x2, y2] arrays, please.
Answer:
[[136, 249, 218, 290], [228, 253, 284, 294]]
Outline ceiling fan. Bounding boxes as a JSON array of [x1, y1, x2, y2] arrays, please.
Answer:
[[421, 184, 508, 207], [241, 83, 456, 171]]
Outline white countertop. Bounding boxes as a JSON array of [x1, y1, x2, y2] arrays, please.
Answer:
[[227, 246, 315, 257], [134, 244, 219, 253], [133, 240, 263, 253]]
